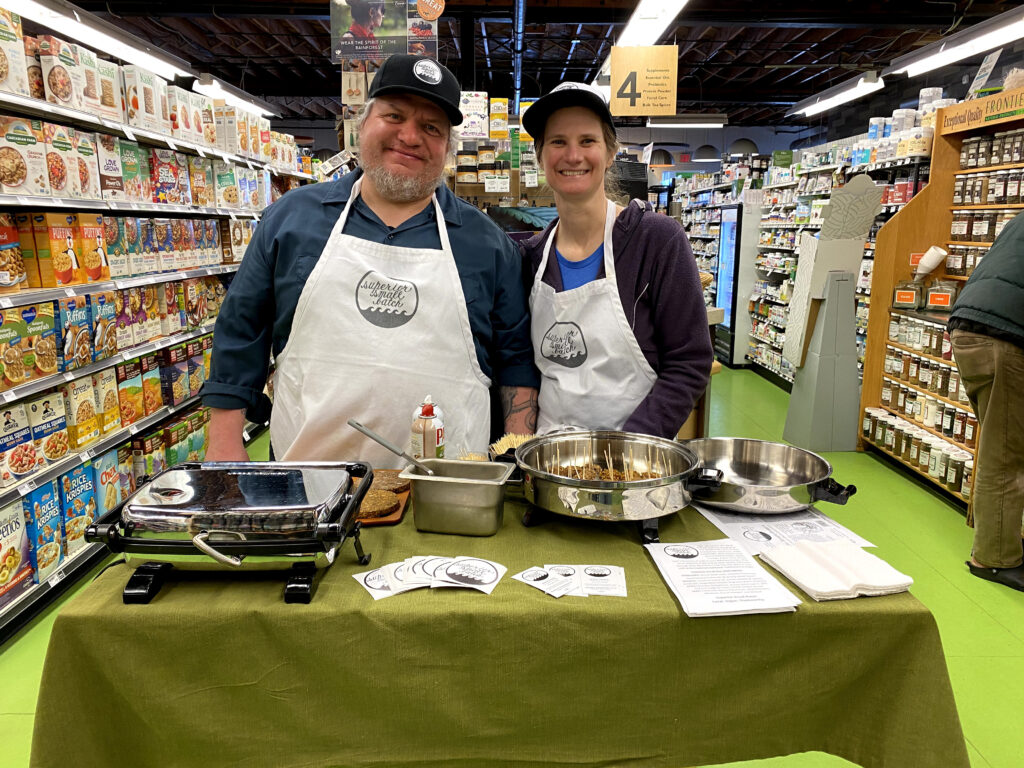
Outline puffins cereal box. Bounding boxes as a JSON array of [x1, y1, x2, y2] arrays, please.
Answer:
[[56, 295, 91, 371], [22, 479, 63, 583], [75, 212, 109, 282], [90, 289, 117, 362], [58, 463, 95, 555]]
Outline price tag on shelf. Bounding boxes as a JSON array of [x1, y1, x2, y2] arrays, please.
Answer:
[[246, 160, 255, 170], [166, 138, 177, 151], [19, 479, 37, 496], [130, 202, 140, 210], [129, 423, 141, 435], [122, 125, 135, 142], [0, 298, 10, 308], [52, 198, 65, 207], [16, 195, 30, 206], [64, 288, 76, 297], [1, 390, 14, 402], [229, 212, 237, 221], [48, 569, 65, 588], [523, 170, 538, 188], [63, 371, 75, 381], [196, 147, 206, 157], [483, 176, 510, 193]]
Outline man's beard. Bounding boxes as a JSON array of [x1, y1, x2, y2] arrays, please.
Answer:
[[362, 162, 445, 203]]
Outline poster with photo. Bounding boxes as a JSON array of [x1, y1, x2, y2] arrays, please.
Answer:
[[406, 10, 437, 58], [331, 0, 408, 63]]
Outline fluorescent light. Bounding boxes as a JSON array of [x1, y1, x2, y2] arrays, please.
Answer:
[[591, 1, 690, 84], [6, 0, 192, 81], [648, 114, 728, 129], [195, 74, 278, 118], [789, 73, 884, 117], [884, 6, 1024, 78]]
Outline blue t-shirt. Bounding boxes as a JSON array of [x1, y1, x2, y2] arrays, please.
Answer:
[[555, 244, 604, 290]]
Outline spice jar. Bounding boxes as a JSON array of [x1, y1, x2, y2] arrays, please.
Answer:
[[945, 247, 965, 277], [962, 137, 979, 169], [927, 440, 943, 478], [946, 451, 966, 492], [905, 390, 918, 419], [919, 359, 932, 391], [896, 386, 907, 412], [952, 175, 966, 205], [971, 210, 994, 242], [990, 133, 1006, 166], [942, 329, 952, 360], [881, 379, 893, 407], [901, 350, 911, 380], [935, 365, 950, 396], [884, 418, 896, 451], [950, 210, 969, 241], [953, 408, 968, 443], [965, 414, 978, 449], [919, 437, 934, 472], [995, 209, 1015, 240], [988, 170, 1007, 204], [888, 316, 899, 341], [902, 428, 915, 461], [961, 459, 974, 499], [947, 369, 960, 400], [1012, 130, 1024, 163], [477, 145, 496, 164], [942, 403, 957, 437], [874, 413, 886, 443], [974, 173, 990, 205], [931, 324, 945, 357], [893, 425, 906, 457], [862, 410, 873, 437], [908, 355, 920, 384], [965, 247, 978, 276], [1006, 168, 1022, 204], [977, 136, 993, 168]]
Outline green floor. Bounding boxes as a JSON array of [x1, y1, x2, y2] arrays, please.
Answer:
[[2, 368, 1022, 768]]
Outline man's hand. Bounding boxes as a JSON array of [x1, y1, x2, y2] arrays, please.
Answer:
[[500, 386, 538, 435], [206, 408, 252, 462]]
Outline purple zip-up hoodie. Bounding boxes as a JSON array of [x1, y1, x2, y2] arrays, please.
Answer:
[[521, 199, 713, 438]]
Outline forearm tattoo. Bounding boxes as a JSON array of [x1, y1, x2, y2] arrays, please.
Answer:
[[500, 386, 538, 434]]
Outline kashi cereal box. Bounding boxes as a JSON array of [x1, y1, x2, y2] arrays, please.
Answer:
[[114, 288, 135, 351], [0, 402, 34, 488], [122, 64, 159, 132], [42, 122, 81, 199], [140, 352, 163, 416], [25, 391, 70, 469], [0, 212, 26, 293], [160, 344, 188, 406], [117, 443, 133, 498], [91, 367, 121, 435], [0, 10, 31, 98], [91, 447, 121, 521], [90, 289, 118, 362], [94, 58, 123, 122], [0, 498, 34, 610], [25, 301, 57, 381], [14, 213, 41, 288], [38, 36, 82, 110], [0, 116, 50, 197], [73, 45, 101, 114], [60, 376, 99, 450], [58, 462, 95, 555], [22, 479, 62, 584], [56, 295, 91, 371], [154, 74, 171, 136], [74, 130, 101, 200], [115, 358, 143, 427], [74, 212, 108, 282], [101, 217, 130, 279], [97, 133, 125, 201], [119, 140, 146, 202]]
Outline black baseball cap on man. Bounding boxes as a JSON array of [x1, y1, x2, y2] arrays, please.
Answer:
[[521, 81, 615, 142], [367, 54, 463, 126]]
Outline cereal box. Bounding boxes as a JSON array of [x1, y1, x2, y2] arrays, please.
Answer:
[[167, 85, 192, 141], [36, 210, 78, 286], [123, 287, 148, 344], [114, 288, 135, 351], [73, 45, 101, 114], [0, 307, 30, 391], [202, 333, 213, 378], [25, 391, 69, 468], [119, 140, 146, 202], [189, 409, 206, 460], [140, 352, 163, 416], [214, 102, 241, 155], [22, 480, 62, 583], [158, 281, 183, 336], [188, 156, 213, 207], [58, 463, 95, 555], [150, 148, 179, 204], [0, 212, 26, 292], [25, 301, 57, 380], [0, 10, 30, 98], [0, 116, 49, 197], [186, 338, 204, 397], [132, 429, 165, 484], [57, 295, 91, 371], [42, 122, 81, 199], [139, 149, 152, 203], [213, 158, 239, 208], [101, 217, 130, 279], [14, 214, 39, 288], [96, 133, 125, 201], [140, 283, 161, 340], [154, 75, 171, 136], [182, 278, 206, 328], [0, 402, 34, 488], [122, 64, 159, 132], [60, 376, 99, 450], [91, 367, 121, 435], [117, 442, 133, 498], [160, 344, 188, 406], [38, 35, 81, 110], [227, 219, 247, 263], [163, 418, 189, 467], [75, 212, 108, 282], [151, 217, 174, 272], [94, 58, 123, 122], [137, 218, 158, 275], [237, 165, 257, 210], [192, 91, 216, 148], [258, 117, 271, 162], [124, 216, 145, 276], [73, 130, 101, 200], [175, 152, 192, 206], [23, 36, 43, 100], [91, 447, 121, 521], [0, 498, 34, 610], [180, 219, 197, 270], [90, 289, 117, 362], [115, 357, 143, 427], [207, 219, 222, 265]]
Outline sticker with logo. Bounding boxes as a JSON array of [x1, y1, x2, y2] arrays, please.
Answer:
[[355, 270, 419, 328], [540, 321, 588, 368], [412, 58, 442, 85]]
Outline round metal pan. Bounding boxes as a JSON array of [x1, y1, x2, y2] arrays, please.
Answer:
[[682, 437, 856, 514]]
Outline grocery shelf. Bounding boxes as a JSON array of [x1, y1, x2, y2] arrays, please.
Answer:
[[756, 266, 793, 277], [946, 241, 992, 248], [762, 181, 798, 190], [746, 356, 795, 384], [886, 341, 954, 367], [889, 307, 954, 325], [750, 294, 790, 306], [757, 244, 796, 251], [758, 224, 821, 230], [749, 315, 787, 331], [948, 203, 1024, 210], [878, 404, 974, 455], [953, 161, 1024, 176], [850, 158, 929, 173], [0, 193, 262, 218], [862, 440, 967, 504], [882, 374, 968, 411], [798, 163, 845, 174], [750, 333, 784, 349]]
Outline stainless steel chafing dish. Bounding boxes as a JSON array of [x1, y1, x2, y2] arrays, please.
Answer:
[[86, 461, 373, 603]]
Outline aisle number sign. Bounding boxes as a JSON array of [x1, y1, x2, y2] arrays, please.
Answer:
[[609, 45, 678, 116]]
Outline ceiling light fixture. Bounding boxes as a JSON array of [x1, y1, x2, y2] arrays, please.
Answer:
[[883, 6, 1024, 78], [591, 1, 691, 84], [647, 114, 728, 129], [693, 144, 720, 163], [728, 138, 759, 156], [194, 73, 279, 118], [787, 72, 884, 118], [5, 0, 192, 82]]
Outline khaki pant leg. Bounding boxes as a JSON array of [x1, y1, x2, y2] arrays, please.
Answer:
[[952, 330, 1024, 568]]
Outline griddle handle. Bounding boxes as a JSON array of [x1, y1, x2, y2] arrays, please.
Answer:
[[686, 468, 723, 493], [811, 478, 857, 506], [317, 463, 374, 541], [86, 522, 123, 550]]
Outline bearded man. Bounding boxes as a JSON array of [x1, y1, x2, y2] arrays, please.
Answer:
[[202, 55, 538, 466]]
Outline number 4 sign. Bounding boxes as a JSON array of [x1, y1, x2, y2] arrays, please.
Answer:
[[609, 45, 678, 117]]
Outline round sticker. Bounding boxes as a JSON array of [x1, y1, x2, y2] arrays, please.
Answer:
[[416, 0, 445, 22], [412, 58, 443, 86]]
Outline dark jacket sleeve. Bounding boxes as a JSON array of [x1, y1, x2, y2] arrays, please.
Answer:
[[491, 232, 540, 389], [621, 213, 713, 438], [200, 218, 275, 422]]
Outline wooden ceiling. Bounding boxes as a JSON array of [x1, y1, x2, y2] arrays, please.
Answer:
[[71, 0, 1019, 123]]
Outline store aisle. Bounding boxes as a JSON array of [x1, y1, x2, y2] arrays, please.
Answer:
[[1, 370, 1021, 768]]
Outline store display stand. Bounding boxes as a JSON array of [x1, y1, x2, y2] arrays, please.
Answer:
[[783, 271, 860, 452]]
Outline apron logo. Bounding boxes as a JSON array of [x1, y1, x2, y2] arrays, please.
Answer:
[[355, 270, 419, 328], [541, 321, 588, 368]]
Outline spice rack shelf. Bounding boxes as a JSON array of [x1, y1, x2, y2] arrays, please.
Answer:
[[879, 404, 974, 454], [953, 161, 1024, 175], [863, 439, 969, 503], [946, 241, 993, 248], [887, 340, 955, 367], [883, 374, 969, 411]]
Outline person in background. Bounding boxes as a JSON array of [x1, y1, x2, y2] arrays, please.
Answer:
[[519, 82, 712, 438], [948, 212, 1024, 592], [335, 114, 345, 151], [340, 0, 383, 41], [202, 55, 538, 468]]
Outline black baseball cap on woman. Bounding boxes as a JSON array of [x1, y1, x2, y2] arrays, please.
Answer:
[[521, 82, 615, 142], [368, 54, 463, 126]]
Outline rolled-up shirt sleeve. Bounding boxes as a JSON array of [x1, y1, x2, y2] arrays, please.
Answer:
[[490, 233, 540, 389], [201, 220, 275, 421]]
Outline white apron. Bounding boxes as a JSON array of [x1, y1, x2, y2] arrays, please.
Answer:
[[270, 177, 491, 468], [529, 200, 657, 434]]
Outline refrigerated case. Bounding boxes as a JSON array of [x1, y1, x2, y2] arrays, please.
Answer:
[[712, 200, 762, 366]]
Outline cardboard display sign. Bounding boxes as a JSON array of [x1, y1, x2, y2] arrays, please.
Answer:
[[609, 45, 677, 117]]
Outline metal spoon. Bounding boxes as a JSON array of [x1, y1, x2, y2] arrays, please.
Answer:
[[347, 419, 436, 475]]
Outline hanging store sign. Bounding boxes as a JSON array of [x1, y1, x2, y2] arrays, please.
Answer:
[[331, 0, 439, 63], [609, 45, 678, 117], [938, 86, 1024, 135]]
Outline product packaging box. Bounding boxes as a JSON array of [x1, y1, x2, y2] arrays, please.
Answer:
[[213, 158, 239, 208], [25, 301, 57, 381], [90, 289, 117, 362], [58, 463, 95, 555], [131, 429, 166, 484], [35, 211, 76, 286], [0, 498, 34, 610], [0, 212, 26, 293], [38, 35, 82, 110], [25, 391, 69, 468], [186, 338, 204, 397], [0, 402, 34, 488], [23, 36, 44, 100], [137, 218, 159, 275], [74, 212, 108, 282], [0, 116, 50, 197], [0, 307, 30, 390], [73, 45, 101, 115], [192, 91, 216, 148], [117, 442, 133, 499], [60, 376, 99, 450], [122, 64, 159, 132], [14, 213, 41, 288], [42, 121, 81, 199], [74, 130, 101, 200], [119, 140, 147, 202], [160, 343, 188, 406], [22, 479, 63, 583], [139, 351, 163, 416], [114, 288, 136, 352], [163, 418, 190, 467], [115, 357, 143, 427], [96, 133, 125, 201], [94, 58, 124, 122], [91, 447, 121, 520], [0, 10, 31, 98], [91, 367, 121, 435], [56, 295, 91, 371], [101, 217, 130, 279]]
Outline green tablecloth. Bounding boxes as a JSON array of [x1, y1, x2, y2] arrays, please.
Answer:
[[32, 502, 968, 768]]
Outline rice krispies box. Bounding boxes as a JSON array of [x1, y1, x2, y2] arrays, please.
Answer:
[[91, 447, 121, 521], [90, 289, 117, 362], [56, 295, 91, 371], [58, 462, 96, 555], [115, 358, 143, 427], [0, 10, 31, 98], [0, 402, 34, 488], [0, 498, 34, 610], [25, 391, 69, 469], [0, 116, 50, 197], [160, 343, 188, 406], [42, 122, 81, 200], [91, 367, 121, 436], [96, 133, 125, 201], [22, 480, 63, 583], [60, 376, 99, 451]]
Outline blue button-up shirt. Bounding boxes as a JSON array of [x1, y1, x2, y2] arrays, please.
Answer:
[[202, 170, 538, 420]]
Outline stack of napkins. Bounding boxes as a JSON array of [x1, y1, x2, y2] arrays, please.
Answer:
[[512, 564, 627, 598], [354, 556, 506, 600], [759, 539, 913, 601]]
